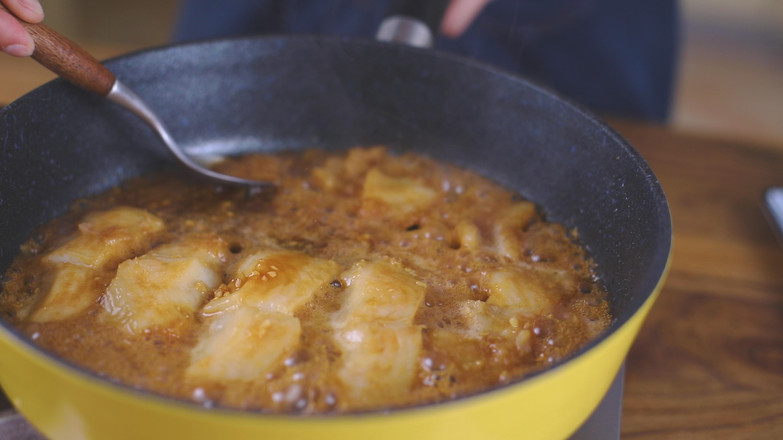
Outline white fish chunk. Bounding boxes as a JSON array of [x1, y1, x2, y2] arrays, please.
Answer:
[[44, 207, 165, 269], [102, 235, 227, 334], [485, 269, 555, 314], [333, 260, 425, 328], [492, 201, 536, 260], [361, 168, 437, 215], [28, 207, 165, 322], [203, 249, 340, 316], [332, 260, 425, 407], [28, 264, 98, 322], [458, 299, 512, 339], [335, 323, 422, 406], [453, 220, 482, 252], [186, 309, 301, 382], [189, 249, 339, 383]]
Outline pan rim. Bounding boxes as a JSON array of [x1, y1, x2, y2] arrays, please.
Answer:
[[0, 34, 672, 420]]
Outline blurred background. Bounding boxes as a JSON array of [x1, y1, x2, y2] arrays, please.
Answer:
[[2, 0, 782, 146]]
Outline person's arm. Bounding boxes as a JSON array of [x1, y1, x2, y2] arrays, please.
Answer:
[[0, 0, 44, 56], [441, 0, 492, 37]]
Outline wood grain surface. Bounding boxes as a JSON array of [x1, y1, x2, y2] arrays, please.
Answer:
[[610, 119, 783, 439]]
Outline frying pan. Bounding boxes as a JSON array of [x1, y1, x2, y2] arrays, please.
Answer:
[[0, 8, 671, 440]]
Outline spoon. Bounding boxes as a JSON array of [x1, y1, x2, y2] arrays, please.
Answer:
[[1, 5, 270, 188]]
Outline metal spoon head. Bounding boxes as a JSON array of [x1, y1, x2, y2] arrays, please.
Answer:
[[106, 80, 274, 189]]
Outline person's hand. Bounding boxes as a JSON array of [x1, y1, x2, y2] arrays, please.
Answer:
[[442, 0, 493, 37], [0, 0, 44, 56]]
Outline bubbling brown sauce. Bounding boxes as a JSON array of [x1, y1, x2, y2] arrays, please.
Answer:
[[0, 147, 610, 414]]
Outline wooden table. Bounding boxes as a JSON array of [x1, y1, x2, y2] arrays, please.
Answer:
[[609, 120, 783, 439]]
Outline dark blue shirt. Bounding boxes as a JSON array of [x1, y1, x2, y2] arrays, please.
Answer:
[[174, 0, 678, 121]]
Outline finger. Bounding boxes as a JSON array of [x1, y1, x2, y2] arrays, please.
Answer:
[[441, 0, 492, 37], [0, 8, 34, 56], [3, 0, 44, 23]]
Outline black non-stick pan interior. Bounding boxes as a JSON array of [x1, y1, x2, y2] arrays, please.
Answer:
[[0, 36, 671, 333]]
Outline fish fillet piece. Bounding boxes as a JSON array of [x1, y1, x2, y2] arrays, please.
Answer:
[[492, 201, 536, 260], [332, 260, 426, 407], [335, 323, 422, 406], [189, 249, 339, 383], [44, 207, 165, 269], [102, 235, 227, 334], [28, 207, 165, 322], [485, 269, 555, 314], [202, 249, 340, 316], [186, 309, 301, 382], [449, 266, 575, 354], [453, 220, 482, 252], [28, 264, 99, 322], [361, 168, 437, 216], [333, 260, 425, 328], [458, 299, 514, 339]]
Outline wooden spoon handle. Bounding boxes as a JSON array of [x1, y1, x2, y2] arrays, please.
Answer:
[[0, 4, 115, 96]]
